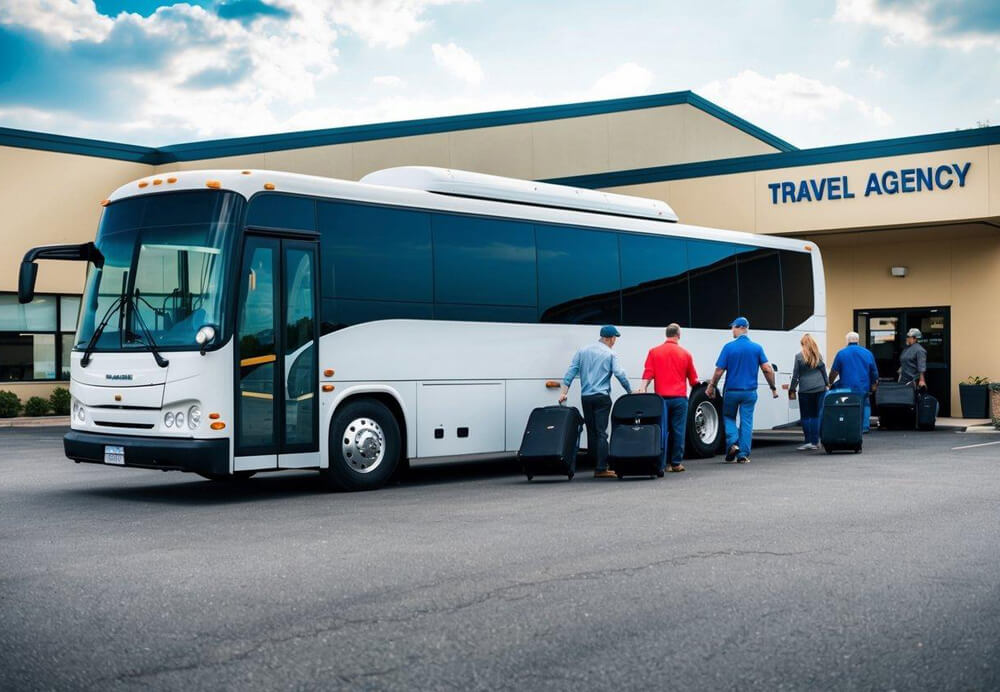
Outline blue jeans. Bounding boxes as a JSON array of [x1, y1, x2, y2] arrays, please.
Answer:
[[849, 388, 871, 432], [662, 396, 688, 469], [723, 389, 757, 458], [798, 391, 824, 445]]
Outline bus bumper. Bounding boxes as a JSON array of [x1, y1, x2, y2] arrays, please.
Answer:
[[64, 431, 230, 475]]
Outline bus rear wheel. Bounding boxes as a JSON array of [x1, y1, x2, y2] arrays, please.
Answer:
[[324, 398, 401, 491], [685, 388, 723, 459]]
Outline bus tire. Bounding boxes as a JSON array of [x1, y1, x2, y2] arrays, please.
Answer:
[[324, 398, 401, 492], [685, 388, 723, 458]]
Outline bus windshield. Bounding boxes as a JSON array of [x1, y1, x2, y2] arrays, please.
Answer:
[[76, 190, 245, 352]]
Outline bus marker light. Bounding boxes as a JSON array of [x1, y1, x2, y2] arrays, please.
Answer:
[[210, 421, 226, 430], [545, 380, 561, 388], [167, 177, 177, 184], [100, 199, 110, 206], [323, 369, 334, 377], [805, 244, 813, 251], [153, 179, 163, 185], [138, 181, 149, 188], [241, 170, 252, 175], [263, 183, 275, 190], [322, 385, 334, 392], [209, 412, 220, 420], [206, 180, 221, 189]]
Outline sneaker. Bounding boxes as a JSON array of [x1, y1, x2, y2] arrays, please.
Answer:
[[594, 469, 617, 479], [736, 457, 750, 464], [796, 443, 812, 451], [725, 444, 740, 462], [668, 464, 686, 473], [807, 443, 819, 450]]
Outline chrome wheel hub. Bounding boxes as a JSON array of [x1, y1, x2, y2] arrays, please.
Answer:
[[342, 417, 385, 473], [694, 401, 719, 445]]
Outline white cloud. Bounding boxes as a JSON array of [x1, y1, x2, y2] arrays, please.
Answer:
[[834, 58, 851, 70], [834, 0, 1000, 51], [700, 70, 893, 129], [0, 0, 113, 42], [431, 42, 483, 85], [372, 75, 404, 87], [588, 62, 655, 99], [866, 64, 885, 79]]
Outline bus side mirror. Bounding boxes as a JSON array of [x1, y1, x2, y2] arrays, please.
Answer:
[[18, 261, 38, 304]]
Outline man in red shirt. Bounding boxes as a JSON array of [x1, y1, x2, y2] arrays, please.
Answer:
[[639, 323, 699, 473]]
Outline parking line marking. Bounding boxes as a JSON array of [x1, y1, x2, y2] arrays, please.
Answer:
[[951, 440, 1000, 451]]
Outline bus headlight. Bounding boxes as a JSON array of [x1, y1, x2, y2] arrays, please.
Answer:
[[175, 411, 185, 428], [72, 398, 85, 421], [164, 411, 175, 428], [187, 405, 201, 429]]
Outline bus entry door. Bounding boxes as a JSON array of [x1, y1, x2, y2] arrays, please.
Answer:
[[234, 235, 320, 471]]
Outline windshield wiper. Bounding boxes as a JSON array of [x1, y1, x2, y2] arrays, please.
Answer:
[[127, 289, 169, 368], [80, 295, 125, 368]]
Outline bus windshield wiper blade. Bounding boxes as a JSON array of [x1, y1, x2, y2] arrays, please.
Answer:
[[128, 289, 169, 368], [80, 295, 125, 368]]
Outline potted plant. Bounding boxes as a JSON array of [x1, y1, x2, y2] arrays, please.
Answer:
[[959, 376, 990, 418]]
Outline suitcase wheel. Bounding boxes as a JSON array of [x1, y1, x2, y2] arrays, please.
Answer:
[[526, 475, 533, 481], [824, 445, 832, 455], [567, 473, 574, 481]]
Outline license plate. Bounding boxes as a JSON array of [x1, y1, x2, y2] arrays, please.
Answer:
[[104, 445, 125, 465]]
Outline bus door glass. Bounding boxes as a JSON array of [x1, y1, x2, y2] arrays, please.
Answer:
[[234, 235, 319, 470]]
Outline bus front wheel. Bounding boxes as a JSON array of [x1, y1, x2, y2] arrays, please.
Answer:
[[685, 388, 723, 459], [324, 398, 401, 491]]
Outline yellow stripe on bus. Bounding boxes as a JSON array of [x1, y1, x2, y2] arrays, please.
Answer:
[[240, 354, 276, 367]]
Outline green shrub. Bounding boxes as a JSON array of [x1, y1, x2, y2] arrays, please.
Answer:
[[23, 396, 51, 417], [50, 387, 71, 416], [0, 390, 20, 418], [963, 375, 990, 385]]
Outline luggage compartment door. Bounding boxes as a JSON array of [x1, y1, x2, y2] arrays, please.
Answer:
[[417, 382, 505, 457]]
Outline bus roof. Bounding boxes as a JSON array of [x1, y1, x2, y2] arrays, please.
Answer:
[[107, 168, 815, 254]]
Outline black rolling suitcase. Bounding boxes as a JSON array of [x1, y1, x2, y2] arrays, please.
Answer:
[[916, 392, 939, 431], [519, 405, 584, 480], [609, 393, 665, 479], [876, 381, 916, 430], [821, 390, 863, 454]]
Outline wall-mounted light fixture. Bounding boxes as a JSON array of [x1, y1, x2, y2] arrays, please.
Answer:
[[890, 266, 908, 278]]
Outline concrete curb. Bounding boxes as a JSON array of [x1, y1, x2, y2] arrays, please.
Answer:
[[0, 416, 70, 428]]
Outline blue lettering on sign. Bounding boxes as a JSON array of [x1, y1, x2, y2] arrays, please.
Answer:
[[768, 162, 972, 204]]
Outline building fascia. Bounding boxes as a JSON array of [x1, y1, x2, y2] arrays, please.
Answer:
[[545, 126, 1000, 188], [0, 91, 796, 165]]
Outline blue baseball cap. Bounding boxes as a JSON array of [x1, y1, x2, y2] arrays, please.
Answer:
[[600, 325, 621, 338], [730, 317, 750, 328]]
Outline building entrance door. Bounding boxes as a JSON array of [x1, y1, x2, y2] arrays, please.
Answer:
[[854, 307, 951, 416]]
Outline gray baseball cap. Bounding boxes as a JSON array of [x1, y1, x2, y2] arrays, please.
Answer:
[[907, 328, 922, 339]]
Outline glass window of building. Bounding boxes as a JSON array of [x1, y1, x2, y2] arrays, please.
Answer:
[[0, 293, 82, 381]]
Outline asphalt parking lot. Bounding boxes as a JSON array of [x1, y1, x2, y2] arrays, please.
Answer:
[[3, 426, 1000, 691]]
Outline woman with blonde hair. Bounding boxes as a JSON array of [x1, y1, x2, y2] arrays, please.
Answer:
[[789, 333, 829, 450]]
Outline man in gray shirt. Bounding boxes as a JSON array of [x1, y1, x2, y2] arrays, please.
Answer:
[[899, 328, 928, 389]]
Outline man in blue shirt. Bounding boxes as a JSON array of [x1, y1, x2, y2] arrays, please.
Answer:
[[706, 317, 778, 463], [829, 331, 879, 433], [559, 325, 632, 478]]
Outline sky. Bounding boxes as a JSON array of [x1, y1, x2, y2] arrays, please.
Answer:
[[0, 0, 998, 150]]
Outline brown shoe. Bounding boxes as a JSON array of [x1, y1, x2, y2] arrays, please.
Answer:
[[594, 470, 617, 478], [668, 464, 685, 472]]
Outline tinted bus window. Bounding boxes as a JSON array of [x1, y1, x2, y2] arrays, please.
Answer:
[[318, 202, 433, 302], [737, 248, 782, 330], [432, 214, 536, 309], [780, 251, 815, 329], [620, 234, 690, 327], [688, 240, 740, 329], [322, 297, 433, 332], [537, 225, 620, 324], [247, 194, 316, 231]]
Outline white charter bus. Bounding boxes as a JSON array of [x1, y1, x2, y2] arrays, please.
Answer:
[[19, 167, 825, 490]]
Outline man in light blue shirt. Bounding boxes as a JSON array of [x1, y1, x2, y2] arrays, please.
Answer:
[[559, 325, 632, 478], [706, 317, 778, 464]]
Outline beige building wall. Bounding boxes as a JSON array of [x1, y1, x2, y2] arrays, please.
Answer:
[[803, 224, 1000, 416], [0, 146, 153, 294], [153, 103, 783, 182]]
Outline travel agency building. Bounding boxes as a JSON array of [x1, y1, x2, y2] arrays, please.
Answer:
[[1, 91, 998, 415]]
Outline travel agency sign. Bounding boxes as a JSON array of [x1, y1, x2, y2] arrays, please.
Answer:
[[767, 162, 972, 205]]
